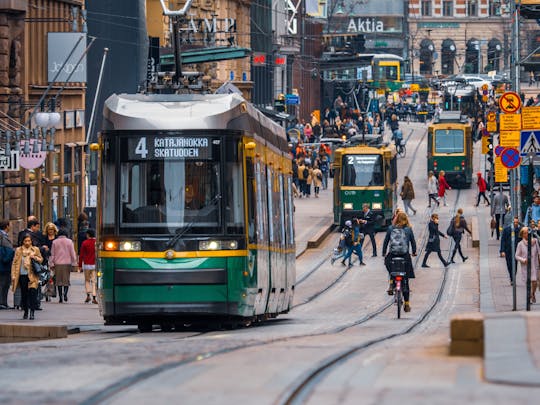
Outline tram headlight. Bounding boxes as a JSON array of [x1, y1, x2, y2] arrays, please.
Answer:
[[103, 240, 118, 251], [372, 203, 382, 210], [119, 241, 141, 251], [343, 203, 353, 210], [199, 240, 239, 250]]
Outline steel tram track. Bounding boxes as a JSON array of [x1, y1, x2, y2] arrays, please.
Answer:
[[80, 124, 437, 404], [276, 190, 462, 405]]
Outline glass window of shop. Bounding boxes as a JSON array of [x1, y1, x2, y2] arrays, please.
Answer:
[[421, 0, 432, 16]]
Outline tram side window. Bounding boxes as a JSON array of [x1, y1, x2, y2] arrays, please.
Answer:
[[224, 141, 245, 234], [342, 155, 384, 187], [434, 129, 465, 153], [246, 157, 256, 243], [102, 141, 116, 232]]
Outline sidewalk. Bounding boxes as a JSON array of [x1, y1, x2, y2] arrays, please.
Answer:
[[0, 179, 336, 338]]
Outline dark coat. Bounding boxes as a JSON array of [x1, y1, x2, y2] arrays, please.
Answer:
[[500, 225, 521, 254], [359, 209, 377, 233], [426, 220, 445, 252], [0, 231, 14, 273]]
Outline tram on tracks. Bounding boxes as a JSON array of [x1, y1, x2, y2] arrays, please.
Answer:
[[332, 135, 398, 227], [427, 111, 473, 188], [96, 93, 295, 330]]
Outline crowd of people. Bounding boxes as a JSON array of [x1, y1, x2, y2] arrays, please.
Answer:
[[0, 213, 97, 321]]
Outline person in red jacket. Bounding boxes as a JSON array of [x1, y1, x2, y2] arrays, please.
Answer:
[[437, 170, 451, 207], [78, 229, 97, 304], [475, 172, 490, 207]]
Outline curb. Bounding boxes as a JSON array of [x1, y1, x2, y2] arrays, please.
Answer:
[[297, 222, 335, 259], [0, 323, 68, 341]]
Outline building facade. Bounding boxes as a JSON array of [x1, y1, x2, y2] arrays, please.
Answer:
[[408, 0, 511, 76], [0, 0, 86, 236]]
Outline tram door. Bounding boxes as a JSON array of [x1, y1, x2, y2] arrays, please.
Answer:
[[44, 182, 79, 243]]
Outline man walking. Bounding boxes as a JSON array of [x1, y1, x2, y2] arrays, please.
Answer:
[[359, 203, 378, 257], [491, 188, 510, 240], [500, 216, 522, 284]]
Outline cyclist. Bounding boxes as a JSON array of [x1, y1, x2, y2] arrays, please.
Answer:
[[389, 114, 403, 147], [382, 211, 417, 312]]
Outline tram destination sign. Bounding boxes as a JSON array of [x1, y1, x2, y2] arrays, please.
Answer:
[[127, 136, 212, 160]]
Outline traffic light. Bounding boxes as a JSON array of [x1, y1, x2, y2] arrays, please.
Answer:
[[487, 136, 494, 166]]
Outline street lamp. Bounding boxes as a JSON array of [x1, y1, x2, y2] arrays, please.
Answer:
[[34, 111, 60, 153]]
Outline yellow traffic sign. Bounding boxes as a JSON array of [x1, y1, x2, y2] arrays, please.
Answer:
[[494, 156, 508, 183], [499, 91, 522, 113], [410, 83, 419, 92], [482, 136, 489, 154], [499, 113, 522, 131], [487, 121, 497, 132], [521, 106, 540, 130], [499, 131, 521, 148], [487, 112, 497, 122]]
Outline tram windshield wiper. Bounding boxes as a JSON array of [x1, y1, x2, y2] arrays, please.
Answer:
[[165, 193, 222, 250]]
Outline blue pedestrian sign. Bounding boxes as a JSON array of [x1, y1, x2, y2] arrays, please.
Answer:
[[520, 130, 540, 156], [285, 94, 299, 105]]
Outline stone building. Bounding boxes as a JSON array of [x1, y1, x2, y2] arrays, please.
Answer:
[[0, 0, 87, 237]]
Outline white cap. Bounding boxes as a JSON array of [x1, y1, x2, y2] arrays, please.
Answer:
[[345, 220, 352, 227]]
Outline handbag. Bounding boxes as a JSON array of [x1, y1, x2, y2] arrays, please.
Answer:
[[490, 217, 497, 236], [31, 258, 47, 275]]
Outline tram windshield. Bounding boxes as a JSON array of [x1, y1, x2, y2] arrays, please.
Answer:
[[434, 129, 465, 154], [342, 154, 384, 187], [104, 136, 245, 235]]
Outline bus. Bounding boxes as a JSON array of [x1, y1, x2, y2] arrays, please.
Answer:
[[96, 93, 295, 331]]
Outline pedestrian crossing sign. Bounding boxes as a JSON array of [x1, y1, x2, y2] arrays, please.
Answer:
[[520, 130, 540, 156]]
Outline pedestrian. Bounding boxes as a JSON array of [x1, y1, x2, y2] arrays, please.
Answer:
[[41, 222, 58, 301], [515, 227, 539, 303], [524, 195, 540, 225], [437, 170, 451, 206], [500, 216, 522, 284], [17, 217, 44, 247], [427, 171, 439, 207], [305, 163, 313, 197], [342, 218, 365, 268], [77, 220, 89, 254], [449, 208, 472, 263], [312, 164, 323, 198], [320, 155, 329, 190], [491, 188, 510, 240], [400, 176, 417, 216], [422, 213, 450, 268], [359, 203, 378, 257], [336, 220, 353, 266], [11, 234, 43, 320], [530, 71, 536, 86], [49, 229, 77, 303], [79, 229, 98, 304], [0, 220, 15, 309], [382, 212, 417, 313], [297, 159, 307, 198], [474, 172, 490, 206]]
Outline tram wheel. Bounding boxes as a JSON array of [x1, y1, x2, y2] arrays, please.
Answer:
[[138, 323, 153, 333], [161, 323, 173, 332]]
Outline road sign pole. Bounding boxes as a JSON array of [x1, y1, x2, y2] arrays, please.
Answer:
[[511, 168, 517, 311], [527, 206, 532, 311]]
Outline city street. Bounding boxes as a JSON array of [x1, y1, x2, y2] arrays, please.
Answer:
[[1, 121, 539, 404]]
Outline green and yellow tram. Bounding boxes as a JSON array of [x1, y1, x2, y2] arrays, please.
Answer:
[[333, 136, 398, 227], [427, 111, 473, 188], [96, 93, 295, 330]]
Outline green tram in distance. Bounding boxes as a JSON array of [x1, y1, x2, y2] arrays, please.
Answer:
[[333, 135, 398, 228], [427, 111, 473, 188], [97, 93, 295, 331]]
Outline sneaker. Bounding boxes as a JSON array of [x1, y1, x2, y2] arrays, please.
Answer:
[[347, 263, 352, 269], [404, 302, 411, 312], [331, 258, 335, 265], [359, 261, 366, 266], [341, 260, 346, 266], [92, 298, 98, 305], [462, 256, 468, 262], [85, 296, 91, 303]]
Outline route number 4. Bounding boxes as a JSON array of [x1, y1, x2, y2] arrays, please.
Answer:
[[135, 137, 148, 159]]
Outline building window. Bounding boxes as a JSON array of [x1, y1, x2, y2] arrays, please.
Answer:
[[441, 39, 456, 75], [489, 1, 501, 16], [421, 0, 432, 16], [443, 1, 453, 16], [467, 1, 478, 17]]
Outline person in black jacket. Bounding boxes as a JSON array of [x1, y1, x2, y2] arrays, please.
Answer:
[[422, 213, 449, 268], [500, 216, 522, 284], [359, 203, 378, 257], [450, 208, 472, 263], [17, 218, 44, 248]]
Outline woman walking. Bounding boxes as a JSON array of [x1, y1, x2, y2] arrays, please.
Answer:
[[400, 176, 417, 216], [515, 227, 539, 303], [427, 171, 439, 208], [49, 229, 77, 303], [437, 170, 451, 206], [11, 234, 43, 320], [450, 208, 472, 263], [422, 213, 449, 268]]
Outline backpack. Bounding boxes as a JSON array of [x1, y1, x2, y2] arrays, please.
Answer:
[[343, 229, 353, 246], [389, 227, 408, 255], [446, 220, 455, 237], [303, 167, 309, 178]]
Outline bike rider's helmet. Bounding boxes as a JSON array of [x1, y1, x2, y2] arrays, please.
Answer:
[[345, 220, 352, 227]]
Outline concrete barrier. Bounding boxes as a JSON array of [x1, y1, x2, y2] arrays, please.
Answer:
[[449, 312, 484, 356], [307, 223, 335, 249], [470, 216, 479, 248], [0, 324, 68, 340]]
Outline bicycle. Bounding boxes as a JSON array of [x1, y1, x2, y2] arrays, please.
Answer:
[[395, 139, 406, 158], [389, 257, 407, 319]]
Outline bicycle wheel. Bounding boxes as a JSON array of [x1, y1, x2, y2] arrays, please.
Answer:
[[396, 289, 403, 319], [398, 145, 406, 158]]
